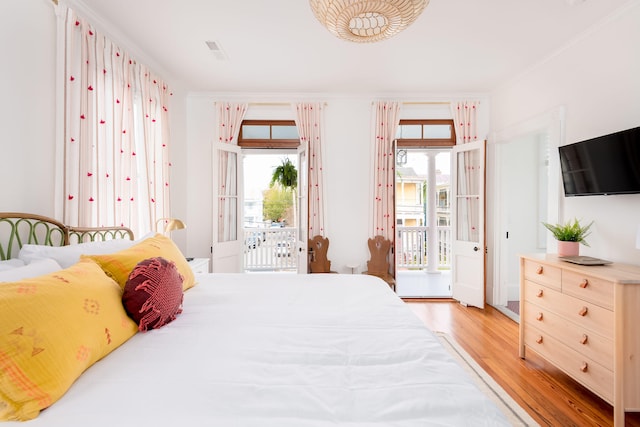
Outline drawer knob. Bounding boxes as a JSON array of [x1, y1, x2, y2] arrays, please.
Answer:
[[579, 306, 589, 317], [580, 362, 588, 372], [536, 312, 544, 321], [580, 334, 589, 345], [536, 289, 544, 298], [579, 279, 589, 289], [536, 336, 543, 344], [536, 266, 544, 274]]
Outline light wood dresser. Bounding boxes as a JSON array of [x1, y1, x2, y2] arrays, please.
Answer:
[[519, 254, 640, 427]]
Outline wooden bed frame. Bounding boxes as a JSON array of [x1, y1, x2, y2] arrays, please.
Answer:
[[0, 212, 134, 260]]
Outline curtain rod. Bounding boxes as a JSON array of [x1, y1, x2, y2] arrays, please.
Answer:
[[213, 102, 328, 106], [248, 102, 328, 106], [249, 102, 291, 106], [402, 101, 451, 105], [249, 101, 327, 106], [370, 101, 451, 106], [212, 101, 290, 106]]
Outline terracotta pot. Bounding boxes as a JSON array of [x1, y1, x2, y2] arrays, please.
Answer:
[[557, 240, 579, 257]]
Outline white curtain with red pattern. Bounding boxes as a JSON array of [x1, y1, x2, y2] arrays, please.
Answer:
[[371, 101, 401, 241], [451, 101, 479, 143], [62, 7, 171, 237], [451, 101, 481, 242], [215, 102, 247, 242], [294, 103, 325, 237]]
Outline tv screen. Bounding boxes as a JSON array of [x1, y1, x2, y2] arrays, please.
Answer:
[[559, 126, 640, 196]]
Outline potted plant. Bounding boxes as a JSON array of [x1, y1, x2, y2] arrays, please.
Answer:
[[542, 218, 593, 257]]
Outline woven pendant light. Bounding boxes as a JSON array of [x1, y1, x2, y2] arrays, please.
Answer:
[[309, 0, 429, 43]]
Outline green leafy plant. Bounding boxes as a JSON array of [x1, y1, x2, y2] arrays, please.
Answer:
[[542, 218, 593, 246], [270, 158, 297, 191], [268, 158, 298, 226]]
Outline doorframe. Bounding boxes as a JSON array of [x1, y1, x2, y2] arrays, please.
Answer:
[[490, 106, 565, 307]]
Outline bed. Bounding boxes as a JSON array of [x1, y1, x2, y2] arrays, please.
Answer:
[[0, 213, 510, 426]]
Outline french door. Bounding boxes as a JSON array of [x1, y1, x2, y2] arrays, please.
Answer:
[[451, 139, 486, 308], [211, 141, 243, 272]]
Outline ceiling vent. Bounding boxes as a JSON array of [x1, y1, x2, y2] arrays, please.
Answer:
[[205, 40, 228, 61]]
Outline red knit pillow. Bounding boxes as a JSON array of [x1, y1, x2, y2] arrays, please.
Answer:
[[123, 257, 184, 332]]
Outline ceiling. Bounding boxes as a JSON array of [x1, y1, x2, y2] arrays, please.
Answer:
[[73, 0, 630, 94]]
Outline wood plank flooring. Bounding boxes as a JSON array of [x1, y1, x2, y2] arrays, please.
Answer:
[[404, 300, 640, 427]]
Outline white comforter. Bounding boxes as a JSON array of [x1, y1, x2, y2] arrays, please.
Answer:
[[20, 273, 509, 426]]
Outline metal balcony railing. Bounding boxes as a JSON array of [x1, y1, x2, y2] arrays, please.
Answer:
[[396, 226, 451, 270], [243, 227, 297, 271]]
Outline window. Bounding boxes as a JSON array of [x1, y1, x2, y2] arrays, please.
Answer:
[[238, 120, 300, 148], [438, 188, 449, 208], [396, 119, 456, 147]]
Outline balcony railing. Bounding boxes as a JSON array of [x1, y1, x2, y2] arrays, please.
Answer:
[[396, 226, 451, 270], [243, 227, 297, 271], [242, 226, 450, 272]]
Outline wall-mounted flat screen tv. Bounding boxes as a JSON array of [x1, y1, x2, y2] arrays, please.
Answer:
[[559, 126, 640, 196]]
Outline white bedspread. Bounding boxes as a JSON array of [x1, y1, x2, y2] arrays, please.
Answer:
[[19, 273, 509, 426]]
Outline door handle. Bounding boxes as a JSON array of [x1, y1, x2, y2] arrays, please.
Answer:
[[473, 246, 479, 252]]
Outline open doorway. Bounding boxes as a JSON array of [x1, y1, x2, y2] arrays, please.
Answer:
[[242, 151, 299, 272], [494, 133, 549, 318], [492, 107, 564, 320], [395, 148, 453, 298]]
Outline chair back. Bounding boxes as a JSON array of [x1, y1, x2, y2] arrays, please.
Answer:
[[308, 235, 331, 273], [366, 235, 391, 275]]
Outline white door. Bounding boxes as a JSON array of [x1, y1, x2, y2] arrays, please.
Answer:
[[211, 141, 243, 272], [296, 141, 308, 274], [451, 139, 486, 308]]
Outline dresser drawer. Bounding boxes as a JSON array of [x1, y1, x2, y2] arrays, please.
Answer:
[[562, 270, 614, 310], [523, 260, 561, 290], [523, 301, 613, 369], [524, 323, 613, 403], [523, 281, 613, 338]]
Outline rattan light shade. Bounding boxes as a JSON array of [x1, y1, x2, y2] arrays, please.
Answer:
[[309, 0, 428, 43]]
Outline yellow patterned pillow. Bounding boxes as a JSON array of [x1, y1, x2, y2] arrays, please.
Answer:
[[0, 258, 138, 421], [84, 233, 195, 291]]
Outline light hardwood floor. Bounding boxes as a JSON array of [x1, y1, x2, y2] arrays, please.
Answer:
[[405, 300, 640, 427]]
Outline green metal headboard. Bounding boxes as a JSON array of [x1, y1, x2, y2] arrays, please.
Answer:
[[68, 225, 134, 244], [0, 213, 68, 261], [0, 212, 135, 260]]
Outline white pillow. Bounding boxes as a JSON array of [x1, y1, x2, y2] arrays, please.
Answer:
[[0, 258, 62, 282], [19, 238, 137, 268], [0, 259, 25, 271]]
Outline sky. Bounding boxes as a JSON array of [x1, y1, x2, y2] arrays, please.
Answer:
[[243, 153, 296, 200], [401, 150, 451, 176]]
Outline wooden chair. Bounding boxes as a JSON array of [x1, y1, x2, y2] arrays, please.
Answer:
[[363, 235, 396, 290], [308, 235, 334, 273]]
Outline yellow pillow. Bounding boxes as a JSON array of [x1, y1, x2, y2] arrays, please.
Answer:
[[84, 233, 195, 291], [0, 258, 138, 421]]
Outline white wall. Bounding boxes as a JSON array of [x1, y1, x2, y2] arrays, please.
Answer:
[[491, 1, 640, 265], [0, 0, 57, 215]]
